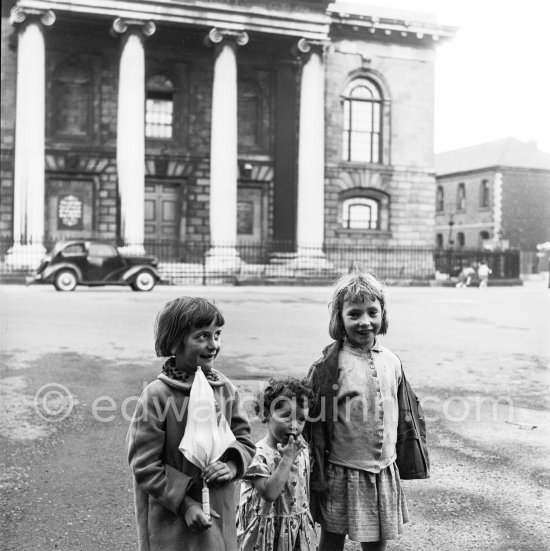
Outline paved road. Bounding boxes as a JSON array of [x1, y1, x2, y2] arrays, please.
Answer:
[[1, 282, 549, 550]]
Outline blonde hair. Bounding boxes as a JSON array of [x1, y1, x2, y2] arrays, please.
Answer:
[[328, 270, 388, 341]]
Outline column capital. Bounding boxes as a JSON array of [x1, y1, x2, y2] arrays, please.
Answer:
[[10, 7, 55, 27], [206, 28, 249, 47], [112, 17, 156, 38], [294, 38, 329, 57]]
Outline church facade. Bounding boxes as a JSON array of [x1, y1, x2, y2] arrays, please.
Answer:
[[1, 0, 454, 268]]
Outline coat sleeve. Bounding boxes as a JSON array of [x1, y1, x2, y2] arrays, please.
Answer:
[[220, 386, 255, 478], [126, 384, 194, 514]]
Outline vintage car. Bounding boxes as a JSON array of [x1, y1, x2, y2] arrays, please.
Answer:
[[28, 240, 161, 291]]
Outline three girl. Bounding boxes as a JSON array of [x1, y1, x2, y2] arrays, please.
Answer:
[[128, 274, 424, 551], [127, 296, 255, 551]]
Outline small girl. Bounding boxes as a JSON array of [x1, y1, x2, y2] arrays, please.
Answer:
[[237, 377, 316, 551], [127, 296, 255, 551], [308, 270, 420, 551]]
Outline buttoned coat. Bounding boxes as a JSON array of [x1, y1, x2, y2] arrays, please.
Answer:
[[127, 370, 255, 551]]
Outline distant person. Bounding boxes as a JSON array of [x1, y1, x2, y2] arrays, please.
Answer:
[[477, 261, 492, 288], [307, 270, 429, 551], [237, 377, 316, 551], [455, 265, 476, 288], [126, 296, 255, 551]]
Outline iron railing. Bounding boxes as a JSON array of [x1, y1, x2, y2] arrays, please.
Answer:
[[0, 237, 521, 284]]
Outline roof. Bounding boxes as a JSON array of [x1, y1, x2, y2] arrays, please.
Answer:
[[435, 138, 550, 176]]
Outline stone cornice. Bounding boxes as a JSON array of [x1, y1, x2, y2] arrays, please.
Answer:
[[14, 0, 330, 40], [327, 5, 457, 42]]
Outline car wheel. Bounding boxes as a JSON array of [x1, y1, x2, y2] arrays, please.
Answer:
[[54, 269, 78, 292], [131, 270, 156, 292]]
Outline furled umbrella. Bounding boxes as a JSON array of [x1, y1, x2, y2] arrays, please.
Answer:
[[179, 366, 236, 519]]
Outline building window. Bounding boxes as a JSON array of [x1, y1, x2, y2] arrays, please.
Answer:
[[238, 79, 263, 150], [457, 232, 465, 248], [436, 233, 444, 248], [342, 197, 379, 229], [52, 62, 93, 137], [342, 78, 382, 163], [456, 183, 466, 211], [436, 186, 444, 212], [146, 75, 174, 139], [480, 179, 490, 208]]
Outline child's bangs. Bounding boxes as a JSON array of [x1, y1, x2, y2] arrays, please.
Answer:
[[191, 301, 225, 329], [342, 279, 381, 305]]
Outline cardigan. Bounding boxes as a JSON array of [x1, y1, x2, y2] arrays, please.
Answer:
[[306, 342, 429, 520]]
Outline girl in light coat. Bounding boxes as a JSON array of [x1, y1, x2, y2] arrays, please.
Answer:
[[127, 296, 255, 551]]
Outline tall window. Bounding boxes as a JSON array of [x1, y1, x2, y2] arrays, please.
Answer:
[[342, 197, 379, 229], [457, 232, 465, 248], [146, 75, 174, 139], [238, 79, 263, 150], [456, 183, 466, 211], [342, 78, 382, 163], [53, 62, 93, 137], [436, 233, 444, 248], [436, 186, 444, 212], [480, 179, 490, 208]]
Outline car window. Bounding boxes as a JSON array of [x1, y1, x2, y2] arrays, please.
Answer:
[[61, 244, 86, 256], [88, 243, 118, 258]]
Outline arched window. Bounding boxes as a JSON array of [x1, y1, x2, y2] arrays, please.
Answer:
[[52, 62, 93, 137], [436, 233, 444, 248], [342, 78, 382, 163], [146, 75, 174, 139], [342, 197, 379, 229], [456, 183, 466, 211], [457, 232, 465, 248], [479, 179, 490, 208], [436, 186, 444, 212]]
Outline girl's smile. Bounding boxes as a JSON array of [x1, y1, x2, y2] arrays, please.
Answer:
[[342, 297, 381, 350], [176, 320, 222, 373]]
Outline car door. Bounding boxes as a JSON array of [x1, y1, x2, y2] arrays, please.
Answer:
[[85, 242, 125, 282]]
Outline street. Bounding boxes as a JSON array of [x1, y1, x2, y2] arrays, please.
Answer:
[[1, 282, 549, 550]]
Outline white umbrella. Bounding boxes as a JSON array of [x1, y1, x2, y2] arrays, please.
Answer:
[[179, 366, 236, 519]]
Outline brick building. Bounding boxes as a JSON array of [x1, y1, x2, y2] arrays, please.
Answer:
[[434, 138, 550, 251], [1, 0, 454, 269]]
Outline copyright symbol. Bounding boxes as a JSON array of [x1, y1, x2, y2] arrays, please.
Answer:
[[34, 383, 74, 422]]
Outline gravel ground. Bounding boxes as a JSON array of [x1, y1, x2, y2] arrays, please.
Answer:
[[1, 283, 549, 550]]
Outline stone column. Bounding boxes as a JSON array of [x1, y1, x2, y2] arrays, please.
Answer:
[[8, 7, 55, 267], [205, 28, 248, 269], [113, 18, 156, 254], [295, 39, 327, 264]]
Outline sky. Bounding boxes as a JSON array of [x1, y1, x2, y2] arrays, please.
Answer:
[[334, 0, 550, 154]]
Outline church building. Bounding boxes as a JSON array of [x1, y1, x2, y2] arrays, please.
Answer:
[[1, 0, 454, 271]]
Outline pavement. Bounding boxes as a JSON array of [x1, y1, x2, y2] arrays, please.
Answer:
[[1, 282, 549, 550]]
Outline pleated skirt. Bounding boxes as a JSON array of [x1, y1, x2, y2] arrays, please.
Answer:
[[318, 461, 409, 542]]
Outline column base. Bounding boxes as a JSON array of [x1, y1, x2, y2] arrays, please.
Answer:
[[5, 242, 47, 269], [205, 246, 242, 272], [118, 244, 146, 256], [265, 248, 335, 277]]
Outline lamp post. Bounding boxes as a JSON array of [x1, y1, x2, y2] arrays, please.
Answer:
[[447, 214, 455, 277], [447, 214, 455, 247]]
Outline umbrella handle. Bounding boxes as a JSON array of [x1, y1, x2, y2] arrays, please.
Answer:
[[202, 479, 210, 520]]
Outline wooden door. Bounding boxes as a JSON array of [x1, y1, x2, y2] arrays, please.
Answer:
[[144, 181, 182, 260]]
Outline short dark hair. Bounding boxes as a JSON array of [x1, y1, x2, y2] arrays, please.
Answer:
[[154, 296, 225, 357], [254, 377, 314, 423], [328, 269, 388, 341]]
